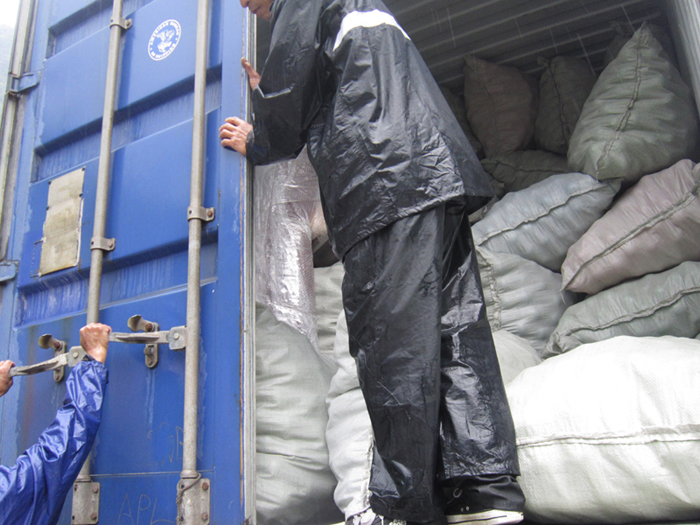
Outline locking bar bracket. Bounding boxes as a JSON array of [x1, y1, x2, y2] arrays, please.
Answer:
[[110, 17, 132, 30], [71, 480, 100, 524], [90, 237, 115, 252], [187, 206, 215, 222], [176, 477, 211, 525]]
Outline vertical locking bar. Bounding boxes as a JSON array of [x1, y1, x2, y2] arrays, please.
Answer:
[[73, 0, 130, 522], [177, 0, 212, 520]]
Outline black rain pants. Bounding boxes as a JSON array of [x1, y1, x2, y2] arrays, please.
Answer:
[[341, 200, 520, 523]]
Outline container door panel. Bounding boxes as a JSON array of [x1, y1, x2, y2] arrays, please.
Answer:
[[1, 0, 248, 522]]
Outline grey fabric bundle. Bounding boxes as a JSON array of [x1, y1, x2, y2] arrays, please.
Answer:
[[535, 56, 597, 155], [545, 261, 700, 357], [472, 173, 620, 272], [568, 24, 699, 183], [478, 247, 575, 354], [562, 159, 700, 295], [440, 86, 483, 158], [463, 56, 538, 157], [604, 23, 679, 69], [508, 336, 700, 524], [481, 150, 570, 194]]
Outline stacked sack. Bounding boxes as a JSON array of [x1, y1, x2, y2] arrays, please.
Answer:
[[451, 22, 700, 524]]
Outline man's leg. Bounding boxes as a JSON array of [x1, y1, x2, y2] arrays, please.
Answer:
[[342, 206, 447, 524], [438, 202, 524, 523]]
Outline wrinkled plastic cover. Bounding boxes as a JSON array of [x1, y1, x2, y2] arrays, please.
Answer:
[[254, 147, 324, 349], [0, 361, 106, 524]]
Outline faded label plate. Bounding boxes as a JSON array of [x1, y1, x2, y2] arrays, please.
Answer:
[[39, 168, 85, 276]]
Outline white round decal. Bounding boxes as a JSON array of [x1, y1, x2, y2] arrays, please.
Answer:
[[148, 20, 182, 61]]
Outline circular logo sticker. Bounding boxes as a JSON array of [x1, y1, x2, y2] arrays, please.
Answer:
[[148, 20, 182, 61]]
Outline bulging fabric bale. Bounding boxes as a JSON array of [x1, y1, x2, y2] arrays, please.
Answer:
[[480, 150, 571, 194], [463, 55, 538, 158], [440, 86, 483, 158], [255, 305, 342, 525], [477, 247, 575, 354], [508, 336, 700, 524], [545, 261, 700, 357], [472, 173, 620, 272], [562, 159, 700, 295], [535, 56, 597, 155], [568, 24, 699, 184], [604, 22, 679, 69], [492, 330, 542, 384]]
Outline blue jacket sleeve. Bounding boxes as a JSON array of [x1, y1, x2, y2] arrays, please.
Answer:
[[0, 360, 108, 525]]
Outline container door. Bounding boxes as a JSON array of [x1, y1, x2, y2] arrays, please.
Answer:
[[0, 0, 252, 522]]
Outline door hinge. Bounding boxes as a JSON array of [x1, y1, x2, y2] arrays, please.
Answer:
[[7, 72, 40, 96], [0, 261, 18, 283]]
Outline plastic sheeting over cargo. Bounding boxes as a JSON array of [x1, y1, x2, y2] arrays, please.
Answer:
[[254, 147, 324, 349]]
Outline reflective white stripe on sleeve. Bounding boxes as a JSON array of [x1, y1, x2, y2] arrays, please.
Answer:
[[333, 9, 411, 52]]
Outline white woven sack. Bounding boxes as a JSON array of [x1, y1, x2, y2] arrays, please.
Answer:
[[463, 56, 538, 158], [472, 173, 620, 271], [478, 247, 575, 354], [326, 311, 374, 520], [480, 150, 570, 194], [255, 305, 342, 525], [535, 56, 597, 155], [562, 159, 700, 295], [492, 330, 542, 384], [568, 24, 699, 183], [507, 336, 700, 524], [545, 261, 700, 357], [315, 262, 346, 369]]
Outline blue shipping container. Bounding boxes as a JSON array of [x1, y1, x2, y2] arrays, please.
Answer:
[[0, 0, 253, 522]]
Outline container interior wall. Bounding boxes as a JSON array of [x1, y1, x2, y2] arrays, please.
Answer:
[[251, 0, 700, 523], [666, 0, 700, 119]]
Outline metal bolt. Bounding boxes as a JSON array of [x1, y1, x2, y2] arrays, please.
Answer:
[[201, 512, 209, 521], [206, 209, 214, 218], [202, 481, 209, 491], [174, 333, 180, 340], [73, 351, 79, 359], [92, 485, 99, 494], [53, 341, 62, 351], [145, 322, 154, 332], [91, 512, 98, 521], [74, 484, 78, 492]]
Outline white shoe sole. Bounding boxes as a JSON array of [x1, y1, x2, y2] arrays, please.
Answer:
[[446, 509, 523, 525]]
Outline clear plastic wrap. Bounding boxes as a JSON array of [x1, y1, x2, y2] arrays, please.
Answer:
[[254, 146, 324, 349]]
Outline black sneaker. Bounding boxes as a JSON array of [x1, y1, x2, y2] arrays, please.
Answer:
[[445, 487, 523, 525]]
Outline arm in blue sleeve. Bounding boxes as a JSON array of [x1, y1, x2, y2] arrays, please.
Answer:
[[0, 360, 108, 525], [246, 0, 328, 166]]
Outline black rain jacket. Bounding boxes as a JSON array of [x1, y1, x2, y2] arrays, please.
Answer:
[[247, 0, 494, 257]]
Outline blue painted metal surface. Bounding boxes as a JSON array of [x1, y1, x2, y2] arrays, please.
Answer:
[[0, 0, 249, 522]]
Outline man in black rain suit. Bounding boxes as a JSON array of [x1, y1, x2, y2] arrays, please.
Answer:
[[220, 1, 525, 524]]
